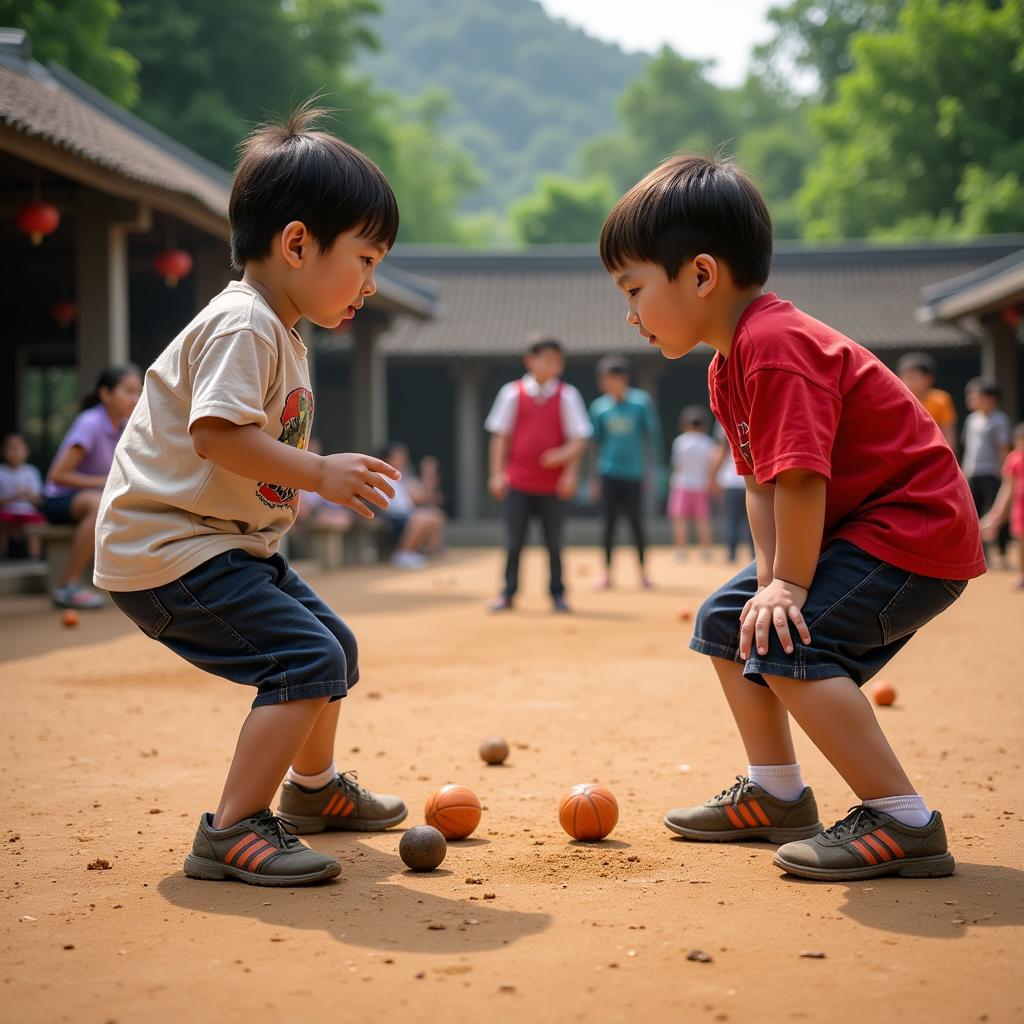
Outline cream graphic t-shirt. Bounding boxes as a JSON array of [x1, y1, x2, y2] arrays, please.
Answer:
[[94, 282, 313, 591]]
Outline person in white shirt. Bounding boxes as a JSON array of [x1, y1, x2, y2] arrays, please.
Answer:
[[0, 432, 45, 559], [485, 335, 592, 612], [668, 406, 716, 560]]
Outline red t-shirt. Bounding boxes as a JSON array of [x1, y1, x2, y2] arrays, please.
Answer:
[[709, 294, 985, 580]]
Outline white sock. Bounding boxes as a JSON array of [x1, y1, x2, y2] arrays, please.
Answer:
[[864, 794, 931, 828], [748, 763, 806, 802], [287, 761, 337, 791]]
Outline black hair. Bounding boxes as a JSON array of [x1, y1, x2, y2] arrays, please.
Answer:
[[680, 405, 708, 430], [966, 377, 1002, 400], [600, 153, 772, 288], [596, 355, 630, 378], [526, 333, 564, 358], [229, 98, 399, 270], [81, 364, 142, 411], [897, 352, 937, 377]]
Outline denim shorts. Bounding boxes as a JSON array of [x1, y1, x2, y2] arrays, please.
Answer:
[[689, 541, 968, 687], [109, 549, 358, 708]]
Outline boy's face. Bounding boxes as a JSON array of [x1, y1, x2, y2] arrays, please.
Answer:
[[291, 226, 386, 329], [3, 435, 27, 465], [525, 349, 565, 383], [612, 259, 710, 360], [899, 367, 931, 398], [599, 371, 628, 398]]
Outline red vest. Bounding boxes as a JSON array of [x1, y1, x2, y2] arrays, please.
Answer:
[[507, 380, 566, 495]]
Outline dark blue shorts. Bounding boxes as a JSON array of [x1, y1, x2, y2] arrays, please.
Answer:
[[689, 541, 967, 687], [109, 549, 358, 708], [42, 493, 77, 524]]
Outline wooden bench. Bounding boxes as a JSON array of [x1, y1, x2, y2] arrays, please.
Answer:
[[290, 516, 392, 571], [25, 523, 82, 591]]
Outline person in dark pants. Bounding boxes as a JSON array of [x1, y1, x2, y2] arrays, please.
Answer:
[[588, 355, 663, 589], [486, 336, 592, 612], [962, 378, 1012, 567]]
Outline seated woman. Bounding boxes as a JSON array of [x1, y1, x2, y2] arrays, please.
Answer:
[[380, 442, 446, 569], [42, 365, 142, 608]]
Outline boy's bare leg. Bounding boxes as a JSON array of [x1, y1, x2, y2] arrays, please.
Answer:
[[763, 673, 915, 799], [290, 697, 342, 776], [64, 490, 100, 585], [213, 696, 330, 828], [397, 515, 431, 554], [711, 656, 796, 765]]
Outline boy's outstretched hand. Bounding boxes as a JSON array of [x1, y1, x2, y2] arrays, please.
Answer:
[[318, 454, 400, 519], [739, 578, 812, 658]]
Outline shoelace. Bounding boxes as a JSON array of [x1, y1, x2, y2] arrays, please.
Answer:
[[712, 775, 755, 806], [337, 769, 372, 804], [821, 805, 883, 841], [252, 811, 302, 849]]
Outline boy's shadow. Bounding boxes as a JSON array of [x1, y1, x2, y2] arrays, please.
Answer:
[[783, 862, 1024, 938], [157, 832, 550, 953]]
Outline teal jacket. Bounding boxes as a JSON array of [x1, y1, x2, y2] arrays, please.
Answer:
[[589, 388, 663, 482]]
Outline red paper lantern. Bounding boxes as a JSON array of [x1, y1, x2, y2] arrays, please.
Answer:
[[1001, 305, 1022, 329], [153, 248, 193, 287], [17, 200, 60, 245], [52, 299, 77, 329]]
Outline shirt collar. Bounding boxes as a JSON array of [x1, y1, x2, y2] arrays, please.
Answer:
[[522, 374, 560, 398]]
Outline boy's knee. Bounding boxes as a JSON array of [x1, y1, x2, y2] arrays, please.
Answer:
[[317, 619, 358, 682]]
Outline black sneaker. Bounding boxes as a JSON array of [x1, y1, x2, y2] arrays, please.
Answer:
[[183, 810, 340, 886], [552, 596, 571, 613]]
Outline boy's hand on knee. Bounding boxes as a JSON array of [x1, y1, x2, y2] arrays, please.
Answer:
[[318, 454, 399, 519], [739, 579, 811, 658]]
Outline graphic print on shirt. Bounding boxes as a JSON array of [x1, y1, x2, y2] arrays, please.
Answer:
[[256, 387, 314, 509], [736, 421, 753, 469]]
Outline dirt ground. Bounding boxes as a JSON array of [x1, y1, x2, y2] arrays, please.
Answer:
[[2, 546, 1022, 1024]]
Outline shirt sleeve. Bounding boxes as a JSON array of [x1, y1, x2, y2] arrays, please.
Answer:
[[62, 410, 102, 457], [561, 385, 594, 440], [485, 382, 518, 435], [995, 412, 1012, 449], [745, 369, 840, 484], [187, 330, 278, 431]]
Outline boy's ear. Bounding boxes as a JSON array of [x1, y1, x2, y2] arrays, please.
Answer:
[[280, 221, 308, 269], [692, 253, 718, 297]]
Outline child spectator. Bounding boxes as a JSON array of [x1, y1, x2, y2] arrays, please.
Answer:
[[980, 422, 1024, 590], [897, 352, 958, 452], [93, 104, 407, 886], [0, 433, 45, 559], [486, 335, 591, 612], [963, 378, 1013, 567], [42, 365, 142, 608], [588, 355, 662, 590], [380, 442, 446, 568], [602, 153, 983, 881], [669, 406, 716, 561], [711, 421, 752, 564]]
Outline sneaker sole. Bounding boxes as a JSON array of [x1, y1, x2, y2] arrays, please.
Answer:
[[772, 850, 956, 881], [276, 807, 409, 835], [183, 853, 340, 886], [664, 817, 824, 844]]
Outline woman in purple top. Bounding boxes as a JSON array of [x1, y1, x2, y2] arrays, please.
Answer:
[[43, 364, 142, 609]]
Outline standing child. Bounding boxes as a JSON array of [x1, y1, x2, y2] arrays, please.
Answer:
[[588, 355, 663, 590], [486, 335, 592, 613], [980, 423, 1024, 590], [94, 104, 407, 886], [0, 433, 45, 559], [601, 154, 984, 881], [668, 407, 716, 561], [897, 352, 958, 452], [42, 365, 142, 608], [962, 378, 1012, 567]]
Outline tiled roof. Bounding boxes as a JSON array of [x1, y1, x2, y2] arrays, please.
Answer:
[[0, 30, 231, 220], [918, 248, 1024, 322], [380, 238, 1024, 357]]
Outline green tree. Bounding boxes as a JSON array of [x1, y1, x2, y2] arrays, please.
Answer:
[[754, 0, 905, 100], [1, 0, 139, 105], [510, 175, 617, 245], [798, 0, 1024, 239]]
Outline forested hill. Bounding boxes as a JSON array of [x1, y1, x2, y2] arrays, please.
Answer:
[[361, 0, 648, 213]]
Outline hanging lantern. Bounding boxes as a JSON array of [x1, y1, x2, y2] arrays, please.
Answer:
[[153, 248, 193, 287], [17, 199, 60, 245], [51, 299, 77, 329], [1001, 305, 1022, 329]]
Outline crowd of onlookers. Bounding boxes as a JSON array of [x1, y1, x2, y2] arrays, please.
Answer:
[[3, 346, 1022, 610]]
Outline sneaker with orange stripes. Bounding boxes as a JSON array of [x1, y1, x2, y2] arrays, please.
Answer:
[[773, 805, 955, 880], [663, 776, 823, 843], [277, 770, 407, 834], [184, 810, 341, 886]]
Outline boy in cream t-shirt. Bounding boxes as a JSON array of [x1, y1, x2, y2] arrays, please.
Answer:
[[95, 104, 408, 886]]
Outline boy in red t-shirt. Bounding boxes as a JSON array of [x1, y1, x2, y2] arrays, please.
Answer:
[[600, 155, 985, 881], [485, 336, 592, 612]]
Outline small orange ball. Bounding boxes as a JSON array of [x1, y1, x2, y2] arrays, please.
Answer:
[[424, 784, 481, 840], [677, 605, 693, 621], [61, 609, 79, 628], [872, 680, 897, 706], [558, 784, 619, 842]]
